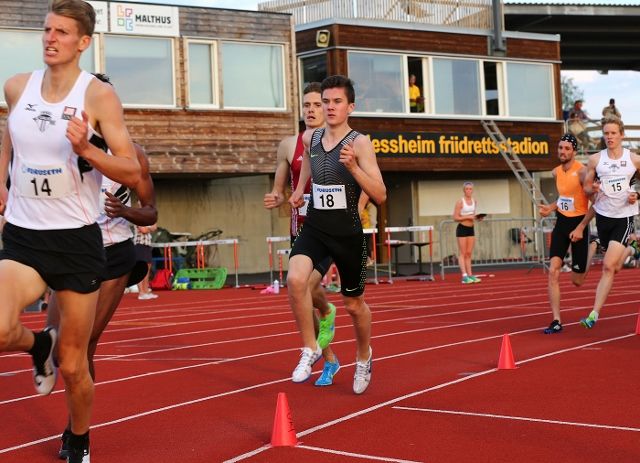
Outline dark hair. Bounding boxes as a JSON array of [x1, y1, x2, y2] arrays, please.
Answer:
[[92, 73, 112, 86], [609, 98, 615, 104], [321, 75, 355, 104], [303, 82, 321, 95], [49, 0, 96, 37]]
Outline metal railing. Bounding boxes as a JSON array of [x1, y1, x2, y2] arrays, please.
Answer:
[[438, 217, 546, 279], [258, 0, 495, 30]]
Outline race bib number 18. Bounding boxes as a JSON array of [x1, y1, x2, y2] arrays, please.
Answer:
[[312, 184, 347, 210]]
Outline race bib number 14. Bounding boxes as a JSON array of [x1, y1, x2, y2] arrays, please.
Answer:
[[16, 162, 72, 199]]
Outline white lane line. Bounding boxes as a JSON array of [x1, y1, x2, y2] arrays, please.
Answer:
[[297, 444, 424, 463], [226, 333, 636, 462], [0, 312, 635, 407], [392, 407, 640, 433]]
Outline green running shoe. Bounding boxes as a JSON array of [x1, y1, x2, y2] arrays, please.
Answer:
[[317, 303, 336, 349], [580, 316, 596, 329]]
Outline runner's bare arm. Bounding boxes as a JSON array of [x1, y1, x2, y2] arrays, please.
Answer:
[[68, 79, 140, 189]]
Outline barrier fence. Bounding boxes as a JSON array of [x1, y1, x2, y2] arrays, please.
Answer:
[[438, 217, 545, 279], [151, 239, 240, 288]]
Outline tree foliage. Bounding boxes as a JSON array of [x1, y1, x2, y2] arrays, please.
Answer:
[[561, 75, 584, 110]]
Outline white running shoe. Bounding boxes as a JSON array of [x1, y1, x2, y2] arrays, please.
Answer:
[[353, 346, 372, 395], [32, 326, 57, 396], [291, 345, 322, 383], [138, 292, 159, 300]]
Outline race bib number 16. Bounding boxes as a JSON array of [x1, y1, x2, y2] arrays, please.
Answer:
[[312, 184, 347, 210]]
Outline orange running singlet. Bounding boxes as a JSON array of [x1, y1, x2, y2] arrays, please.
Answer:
[[553, 161, 588, 217]]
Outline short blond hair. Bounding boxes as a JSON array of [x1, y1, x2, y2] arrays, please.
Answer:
[[602, 115, 625, 134], [49, 0, 96, 37]]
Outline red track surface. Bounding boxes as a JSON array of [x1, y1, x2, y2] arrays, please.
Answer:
[[1, 267, 639, 462]]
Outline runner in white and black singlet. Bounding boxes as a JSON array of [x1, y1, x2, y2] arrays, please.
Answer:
[[263, 82, 340, 387], [0, 2, 140, 462], [580, 116, 640, 329], [288, 75, 386, 394], [47, 135, 157, 460]]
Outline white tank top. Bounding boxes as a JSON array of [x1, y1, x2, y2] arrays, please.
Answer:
[[96, 147, 133, 246], [460, 197, 476, 217], [6, 69, 102, 230], [593, 148, 638, 218]]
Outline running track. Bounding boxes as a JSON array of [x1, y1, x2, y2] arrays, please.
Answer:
[[1, 267, 639, 462]]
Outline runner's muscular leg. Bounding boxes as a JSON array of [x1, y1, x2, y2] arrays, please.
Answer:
[[287, 254, 317, 349], [0, 260, 47, 351], [56, 289, 98, 435], [88, 274, 129, 379]]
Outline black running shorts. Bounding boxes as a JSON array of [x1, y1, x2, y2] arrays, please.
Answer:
[[549, 213, 589, 273], [290, 224, 368, 297], [455, 223, 475, 237], [104, 239, 137, 281], [291, 234, 332, 276], [0, 222, 106, 293], [595, 214, 634, 251]]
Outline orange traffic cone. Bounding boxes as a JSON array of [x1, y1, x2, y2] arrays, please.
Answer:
[[498, 334, 516, 370], [635, 311, 640, 335], [271, 393, 298, 447]]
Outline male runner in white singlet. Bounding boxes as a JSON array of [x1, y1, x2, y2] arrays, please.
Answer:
[[0, 2, 140, 462]]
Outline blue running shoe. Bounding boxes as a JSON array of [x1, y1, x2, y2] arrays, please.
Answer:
[[314, 358, 340, 387], [543, 320, 563, 334], [580, 316, 596, 329]]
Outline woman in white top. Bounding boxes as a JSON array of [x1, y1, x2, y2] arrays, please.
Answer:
[[453, 182, 483, 284]]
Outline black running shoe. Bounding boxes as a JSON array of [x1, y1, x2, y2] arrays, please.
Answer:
[[543, 320, 563, 334], [32, 326, 57, 395], [66, 435, 90, 463], [58, 429, 70, 460]]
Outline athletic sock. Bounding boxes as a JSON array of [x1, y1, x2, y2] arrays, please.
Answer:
[[28, 330, 49, 358], [589, 310, 599, 321], [68, 431, 89, 449]]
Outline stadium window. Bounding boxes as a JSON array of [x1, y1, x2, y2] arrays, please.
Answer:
[[220, 42, 285, 110], [407, 56, 428, 114], [300, 53, 327, 90], [348, 51, 404, 114], [433, 58, 481, 116], [483, 61, 503, 116], [506, 62, 554, 118], [186, 40, 218, 108], [103, 35, 175, 107], [0, 29, 95, 105]]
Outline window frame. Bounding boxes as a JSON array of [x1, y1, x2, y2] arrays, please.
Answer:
[[184, 38, 219, 109], [219, 40, 288, 112], [347, 50, 407, 115], [102, 33, 177, 109]]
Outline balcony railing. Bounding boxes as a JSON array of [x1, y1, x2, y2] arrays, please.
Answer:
[[258, 0, 495, 30]]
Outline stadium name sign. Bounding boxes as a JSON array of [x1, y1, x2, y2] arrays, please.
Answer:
[[368, 132, 550, 158]]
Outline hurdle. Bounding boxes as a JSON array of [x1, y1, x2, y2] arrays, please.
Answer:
[[384, 225, 434, 283], [151, 238, 240, 288], [266, 236, 289, 285]]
